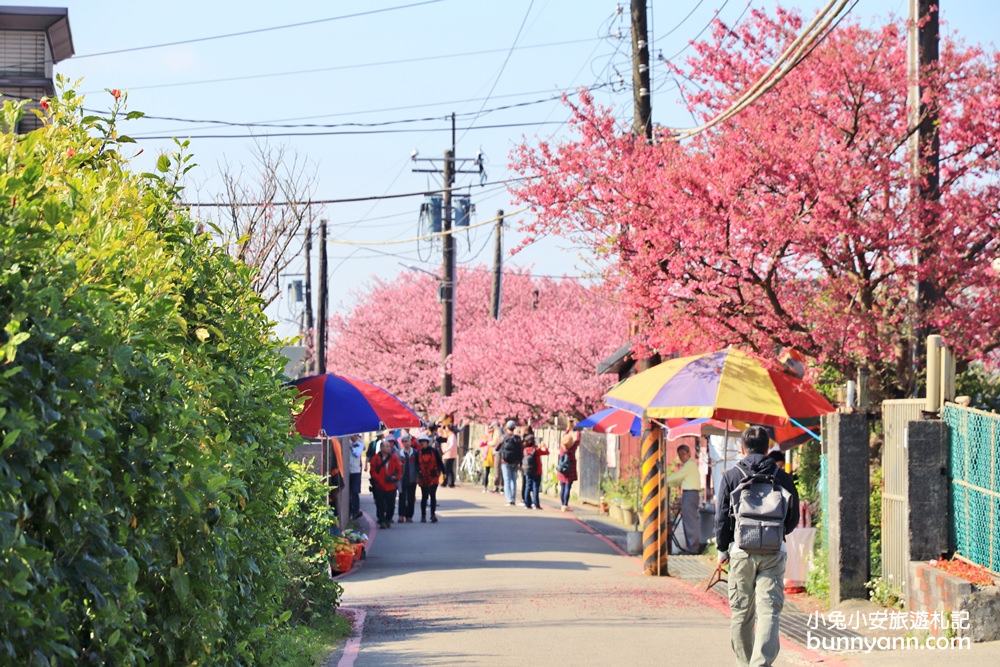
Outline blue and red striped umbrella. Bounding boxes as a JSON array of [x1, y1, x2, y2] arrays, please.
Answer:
[[290, 373, 422, 438], [575, 407, 642, 436]]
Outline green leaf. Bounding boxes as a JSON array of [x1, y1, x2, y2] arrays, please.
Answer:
[[169, 567, 190, 602], [277, 609, 291, 624], [156, 154, 171, 173]]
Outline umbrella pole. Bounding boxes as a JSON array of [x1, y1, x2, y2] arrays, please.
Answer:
[[320, 432, 328, 506]]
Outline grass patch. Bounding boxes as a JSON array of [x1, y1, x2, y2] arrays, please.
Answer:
[[273, 613, 354, 667]]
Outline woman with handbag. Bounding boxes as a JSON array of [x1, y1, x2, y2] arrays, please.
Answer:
[[556, 425, 580, 512]]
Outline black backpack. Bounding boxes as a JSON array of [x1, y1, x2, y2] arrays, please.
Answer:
[[500, 434, 522, 464], [521, 446, 537, 476], [729, 467, 792, 553]]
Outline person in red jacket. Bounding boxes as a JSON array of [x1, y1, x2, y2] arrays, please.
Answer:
[[370, 437, 402, 529], [521, 431, 549, 510]]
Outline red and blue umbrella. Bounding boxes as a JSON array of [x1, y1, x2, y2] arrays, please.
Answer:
[[575, 409, 713, 438], [290, 373, 422, 438], [575, 407, 642, 436]]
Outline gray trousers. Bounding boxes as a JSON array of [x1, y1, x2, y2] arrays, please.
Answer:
[[681, 489, 701, 553], [728, 550, 786, 667]]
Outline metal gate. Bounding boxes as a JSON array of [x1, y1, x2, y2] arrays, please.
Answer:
[[881, 399, 925, 598], [576, 430, 607, 505]]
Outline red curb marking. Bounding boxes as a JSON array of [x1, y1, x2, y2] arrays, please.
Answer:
[[336, 607, 367, 667]]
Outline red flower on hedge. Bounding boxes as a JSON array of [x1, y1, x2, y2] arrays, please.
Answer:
[[111, 89, 121, 99], [39, 98, 49, 110], [67, 148, 75, 158]]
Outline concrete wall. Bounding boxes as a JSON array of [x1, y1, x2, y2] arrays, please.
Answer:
[[824, 412, 870, 604], [906, 420, 949, 561]]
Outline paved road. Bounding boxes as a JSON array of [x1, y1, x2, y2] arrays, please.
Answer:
[[327, 485, 999, 667]]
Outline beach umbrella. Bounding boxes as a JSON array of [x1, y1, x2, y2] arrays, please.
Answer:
[[575, 407, 642, 436], [605, 347, 834, 427], [289, 373, 422, 438]]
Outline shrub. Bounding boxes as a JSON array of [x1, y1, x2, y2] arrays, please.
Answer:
[[281, 462, 344, 624], [0, 83, 329, 665]]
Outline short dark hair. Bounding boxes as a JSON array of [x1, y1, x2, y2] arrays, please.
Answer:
[[740, 426, 770, 454], [676, 444, 691, 456]]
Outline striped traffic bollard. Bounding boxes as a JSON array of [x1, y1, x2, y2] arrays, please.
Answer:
[[641, 422, 667, 576]]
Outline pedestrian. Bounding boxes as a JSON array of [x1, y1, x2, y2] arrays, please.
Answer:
[[364, 432, 381, 473], [666, 444, 702, 553], [440, 423, 458, 487], [370, 436, 402, 529], [498, 420, 523, 506], [716, 425, 799, 667], [521, 429, 549, 510], [491, 420, 505, 494], [519, 426, 536, 506], [556, 425, 580, 512], [416, 434, 445, 522], [348, 434, 364, 520], [397, 434, 419, 523], [479, 421, 499, 493]]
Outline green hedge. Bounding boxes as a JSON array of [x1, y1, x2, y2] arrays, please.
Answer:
[[0, 83, 337, 665]]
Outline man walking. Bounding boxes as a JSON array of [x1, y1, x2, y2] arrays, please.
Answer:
[[716, 425, 799, 667], [498, 420, 522, 506], [416, 434, 445, 523], [370, 437, 402, 529]]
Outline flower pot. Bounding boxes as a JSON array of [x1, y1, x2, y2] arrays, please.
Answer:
[[334, 551, 354, 574], [609, 503, 623, 524], [621, 507, 636, 526]]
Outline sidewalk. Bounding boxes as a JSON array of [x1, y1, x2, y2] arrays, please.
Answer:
[[569, 497, 1000, 667]]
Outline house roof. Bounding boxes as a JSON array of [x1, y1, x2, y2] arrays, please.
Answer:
[[596, 342, 633, 376], [0, 6, 74, 63]]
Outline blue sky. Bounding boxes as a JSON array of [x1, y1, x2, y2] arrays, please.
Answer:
[[12, 0, 1000, 339]]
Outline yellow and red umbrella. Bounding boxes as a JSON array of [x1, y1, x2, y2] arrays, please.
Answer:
[[605, 348, 834, 427]]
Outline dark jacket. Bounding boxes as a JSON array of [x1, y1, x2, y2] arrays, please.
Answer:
[[715, 452, 799, 553], [500, 432, 523, 464]]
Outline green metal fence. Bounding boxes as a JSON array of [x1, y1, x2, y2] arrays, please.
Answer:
[[943, 403, 1000, 574]]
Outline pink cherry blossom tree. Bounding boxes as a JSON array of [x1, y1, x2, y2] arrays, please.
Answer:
[[325, 266, 626, 424], [510, 7, 1000, 400]]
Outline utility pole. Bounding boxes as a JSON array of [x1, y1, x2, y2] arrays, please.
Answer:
[[317, 218, 328, 375], [411, 114, 484, 408], [491, 209, 504, 320], [908, 0, 940, 394], [631, 0, 652, 140], [304, 222, 314, 374], [441, 148, 455, 401]]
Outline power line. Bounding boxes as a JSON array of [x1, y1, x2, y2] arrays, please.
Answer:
[[180, 175, 533, 208], [99, 87, 608, 131], [131, 120, 566, 141], [53, 1, 444, 65], [457, 0, 536, 145], [673, 0, 855, 140], [84, 36, 601, 94], [654, 0, 707, 42]]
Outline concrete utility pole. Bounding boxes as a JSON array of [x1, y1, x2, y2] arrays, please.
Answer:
[[317, 218, 328, 375], [304, 222, 314, 373], [491, 209, 504, 320], [411, 114, 484, 409], [908, 0, 940, 394], [631, 0, 652, 140], [441, 148, 455, 401]]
